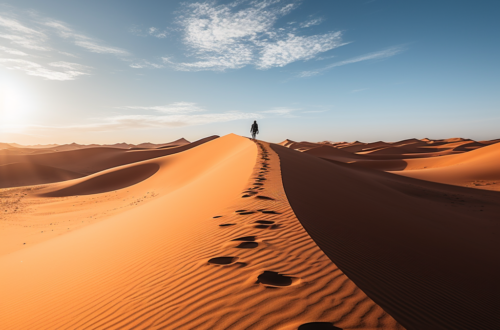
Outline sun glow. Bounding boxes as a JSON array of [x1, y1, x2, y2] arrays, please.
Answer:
[[0, 85, 35, 130]]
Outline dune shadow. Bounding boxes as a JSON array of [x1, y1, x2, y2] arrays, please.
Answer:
[[236, 242, 258, 249], [232, 236, 256, 241], [41, 163, 159, 197], [298, 322, 342, 330], [208, 257, 238, 265], [257, 271, 297, 286]]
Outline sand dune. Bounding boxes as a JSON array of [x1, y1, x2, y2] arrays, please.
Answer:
[[392, 141, 500, 190], [0, 136, 218, 189], [42, 163, 160, 197], [303, 145, 363, 162], [0, 162, 84, 188], [1, 133, 498, 329], [0, 137, 193, 154], [273, 143, 500, 329], [0, 134, 403, 330], [285, 137, 500, 190]]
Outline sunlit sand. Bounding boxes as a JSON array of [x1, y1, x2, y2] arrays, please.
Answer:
[[1, 135, 499, 329]]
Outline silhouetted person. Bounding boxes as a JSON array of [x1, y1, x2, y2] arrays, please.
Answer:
[[250, 120, 259, 140]]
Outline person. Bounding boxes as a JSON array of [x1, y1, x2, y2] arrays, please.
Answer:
[[250, 120, 259, 140]]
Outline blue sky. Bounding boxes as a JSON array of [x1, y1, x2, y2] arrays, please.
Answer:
[[0, 0, 498, 144]]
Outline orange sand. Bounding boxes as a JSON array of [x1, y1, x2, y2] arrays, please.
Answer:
[[1, 134, 499, 329]]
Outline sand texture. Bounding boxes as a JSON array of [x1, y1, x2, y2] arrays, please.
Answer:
[[0, 134, 402, 330], [1, 134, 499, 329], [272, 143, 500, 329]]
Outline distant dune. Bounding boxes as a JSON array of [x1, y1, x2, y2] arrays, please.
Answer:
[[0, 162, 84, 188], [281, 136, 500, 191], [0, 136, 218, 188], [273, 142, 500, 329], [0, 134, 499, 329]]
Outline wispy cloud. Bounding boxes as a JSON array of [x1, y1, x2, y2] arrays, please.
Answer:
[[262, 107, 299, 116], [43, 20, 129, 55], [28, 111, 263, 132], [0, 14, 49, 50], [0, 58, 90, 80], [119, 102, 205, 114], [257, 32, 344, 69], [300, 18, 324, 28], [129, 60, 165, 69], [0, 10, 129, 80], [130, 25, 169, 39], [148, 27, 167, 38], [0, 45, 28, 56], [167, 1, 344, 71], [299, 46, 406, 77]]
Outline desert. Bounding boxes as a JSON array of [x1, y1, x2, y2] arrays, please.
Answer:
[[1, 1, 499, 329], [1, 135, 499, 329]]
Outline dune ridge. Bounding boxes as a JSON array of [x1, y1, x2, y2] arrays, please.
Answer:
[[283, 137, 500, 191], [391, 141, 500, 189], [0, 136, 218, 189], [0, 135, 402, 330]]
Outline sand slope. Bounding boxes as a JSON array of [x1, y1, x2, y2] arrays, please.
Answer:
[[0, 136, 217, 189], [0, 134, 403, 330], [272, 144, 500, 330], [0, 134, 255, 329], [392, 141, 500, 189], [0, 162, 84, 188]]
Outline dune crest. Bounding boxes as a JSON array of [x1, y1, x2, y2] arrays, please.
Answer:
[[0, 136, 218, 189], [0, 134, 403, 330]]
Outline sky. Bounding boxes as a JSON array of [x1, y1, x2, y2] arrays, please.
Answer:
[[0, 0, 499, 145]]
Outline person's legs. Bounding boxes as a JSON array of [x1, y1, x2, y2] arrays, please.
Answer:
[[251, 132, 256, 139]]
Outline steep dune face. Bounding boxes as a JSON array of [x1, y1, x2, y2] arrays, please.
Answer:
[[0, 162, 84, 188], [272, 144, 500, 330]]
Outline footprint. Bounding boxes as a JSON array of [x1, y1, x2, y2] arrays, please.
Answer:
[[232, 236, 256, 241], [261, 210, 279, 214], [257, 271, 297, 286], [238, 211, 256, 215], [298, 323, 342, 330], [213, 216, 222, 219], [255, 220, 275, 225], [208, 257, 238, 265], [243, 190, 257, 194], [254, 225, 270, 229], [254, 183, 264, 186], [242, 195, 251, 198], [236, 242, 258, 249], [219, 223, 236, 227], [235, 209, 247, 212], [256, 196, 274, 200]]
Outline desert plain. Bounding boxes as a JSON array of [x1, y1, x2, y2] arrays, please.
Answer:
[[0, 134, 499, 330]]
